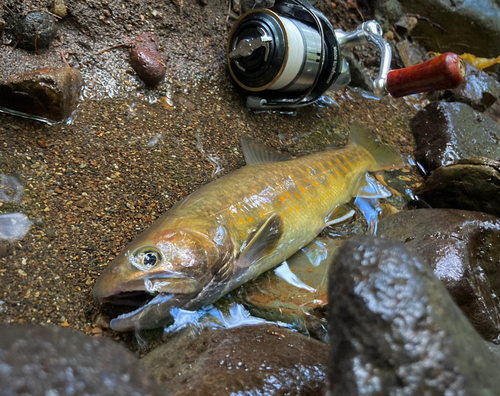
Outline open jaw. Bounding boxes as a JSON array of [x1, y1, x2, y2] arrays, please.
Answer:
[[97, 277, 203, 331]]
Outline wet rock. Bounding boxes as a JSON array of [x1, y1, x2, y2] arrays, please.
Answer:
[[429, 61, 500, 112], [234, 237, 341, 341], [377, 209, 500, 342], [328, 235, 500, 395], [9, 11, 57, 51], [0, 66, 83, 122], [130, 32, 167, 87], [396, 40, 426, 67], [372, 0, 402, 31], [398, 0, 500, 58], [416, 157, 500, 217], [143, 324, 328, 396], [0, 324, 164, 396], [410, 101, 500, 174]]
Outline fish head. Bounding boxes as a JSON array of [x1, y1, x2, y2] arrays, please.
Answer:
[[93, 221, 233, 331]]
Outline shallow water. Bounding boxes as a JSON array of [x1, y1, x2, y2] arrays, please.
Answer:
[[0, 67, 420, 349]]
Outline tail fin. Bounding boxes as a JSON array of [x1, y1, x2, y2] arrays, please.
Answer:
[[349, 121, 404, 171]]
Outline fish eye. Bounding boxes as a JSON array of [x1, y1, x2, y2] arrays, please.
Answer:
[[137, 249, 161, 268]]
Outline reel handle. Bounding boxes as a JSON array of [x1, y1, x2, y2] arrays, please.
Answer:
[[386, 52, 465, 98]]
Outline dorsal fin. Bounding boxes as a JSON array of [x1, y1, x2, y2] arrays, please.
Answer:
[[349, 121, 403, 171], [241, 135, 291, 166]]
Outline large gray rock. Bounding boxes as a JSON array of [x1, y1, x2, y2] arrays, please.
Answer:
[[429, 61, 500, 112], [0, 324, 164, 396], [415, 157, 500, 217], [143, 324, 329, 396], [399, 0, 500, 58], [410, 101, 500, 174], [327, 235, 500, 395], [377, 209, 500, 343]]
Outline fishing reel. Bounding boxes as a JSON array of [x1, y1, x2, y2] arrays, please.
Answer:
[[227, 0, 465, 110]]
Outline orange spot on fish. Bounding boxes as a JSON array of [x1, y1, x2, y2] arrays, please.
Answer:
[[247, 216, 254, 223], [295, 205, 300, 211], [276, 202, 281, 207], [343, 166, 347, 172], [312, 180, 318, 187], [322, 185, 326, 190], [260, 212, 266, 218], [279, 196, 285, 202], [241, 232, 245, 239], [330, 175, 335, 180], [313, 198, 317, 203], [289, 207, 293, 211], [328, 161, 332, 166], [327, 180, 332, 185], [295, 193, 300, 199], [238, 219, 244, 225], [285, 192, 291, 197], [300, 186, 306, 193], [304, 178, 309, 183]]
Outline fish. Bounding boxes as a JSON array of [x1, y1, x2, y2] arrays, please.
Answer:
[[93, 121, 402, 331]]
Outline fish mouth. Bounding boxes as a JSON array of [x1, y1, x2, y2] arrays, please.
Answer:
[[100, 290, 157, 307], [95, 276, 202, 331]]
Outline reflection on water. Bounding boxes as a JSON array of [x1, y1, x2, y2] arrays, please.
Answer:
[[163, 302, 274, 336], [0, 174, 24, 203], [0, 213, 32, 242]]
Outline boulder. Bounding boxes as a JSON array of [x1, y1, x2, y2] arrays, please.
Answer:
[[410, 101, 500, 174], [377, 209, 500, 342], [328, 235, 500, 395], [0, 324, 164, 396], [143, 324, 328, 396]]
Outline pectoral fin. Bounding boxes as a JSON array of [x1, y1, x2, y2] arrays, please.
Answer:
[[236, 213, 284, 269]]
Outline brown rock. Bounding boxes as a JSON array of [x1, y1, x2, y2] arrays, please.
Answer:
[[0, 67, 84, 122], [142, 324, 328, 396], [378, 208, 500, 343], [130, 33, 167, 87]]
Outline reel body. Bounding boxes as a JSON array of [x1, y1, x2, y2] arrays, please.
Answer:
[[227, 0, 389, 110]]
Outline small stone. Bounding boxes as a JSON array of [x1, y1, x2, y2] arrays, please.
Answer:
[[51, 0, 68, 18], [130, 32, 167, 87], [61, 320, 69, 327], [9, 11, 57, 51], [91, 327, 103, 334], [37, 139, 48, 148]]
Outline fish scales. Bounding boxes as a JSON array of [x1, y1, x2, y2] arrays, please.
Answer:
[[93, 124, 400, 331], [159, 145, 370, 280]]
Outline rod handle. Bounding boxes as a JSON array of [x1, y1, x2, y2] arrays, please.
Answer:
[[386, 52, 465, 98]]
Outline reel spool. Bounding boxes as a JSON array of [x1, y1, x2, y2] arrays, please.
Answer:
[[227, 0, 341, 110]]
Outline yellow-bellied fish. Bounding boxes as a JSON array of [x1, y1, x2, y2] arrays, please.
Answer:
[[93, 122, 402, 331]]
